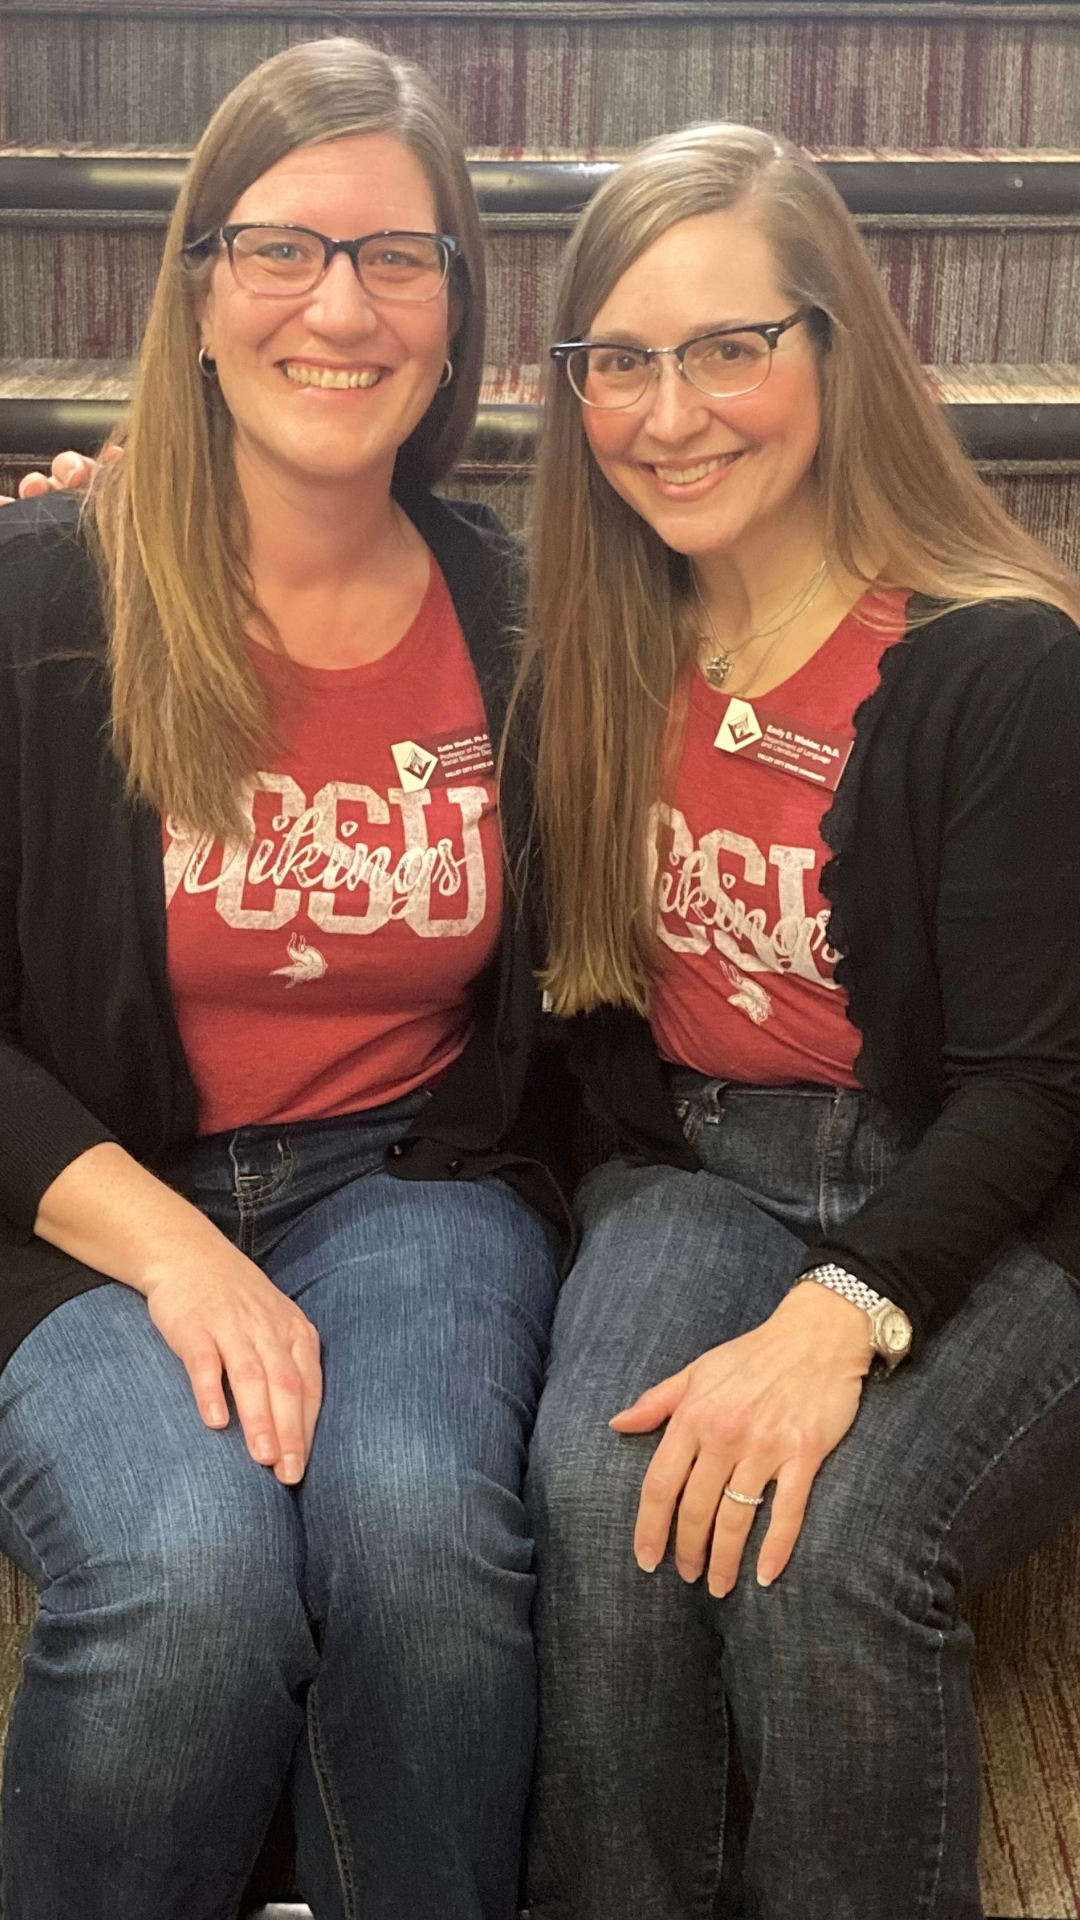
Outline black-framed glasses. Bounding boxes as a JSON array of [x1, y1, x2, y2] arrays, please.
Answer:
[[182, 223, 459, 303], [550, 308, 813, 408]]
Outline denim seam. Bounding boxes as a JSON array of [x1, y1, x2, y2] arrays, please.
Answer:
[[914, 1574, 949, 1920], [698, 1652, 729, 1918], [231, 1139, 297, 1260], [305, 1684, 358, 1920], [914, 1364, 1080, 1918]]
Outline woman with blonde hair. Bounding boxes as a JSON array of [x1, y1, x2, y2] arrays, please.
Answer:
[[0, 36, 569, 1919], [522, 123, 1080, 1920]]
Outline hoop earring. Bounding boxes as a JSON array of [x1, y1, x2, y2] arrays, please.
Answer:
[[437, 358, 453, 390], [197, 348, 218, 380]]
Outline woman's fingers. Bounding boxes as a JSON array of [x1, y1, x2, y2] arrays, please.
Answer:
[[14, 472, 52, 499], [610, 1365, 691, 1432], [255, 1340, 312, 1486], [756, 1456, 818, 1587], [220, 1335, 295, 1477], [1, 450, 100, 505], [175, 1316, 312, 1484], [53, 451, 98, 489], [293, 1320, 323, 1460], [19, 451, 97, 495], [706, 1457, 772, 1596], [182, 1330, 230, 1432], [672, 1446, 734, 1584], [145, 1261, 321, 1483], [633, 1421, 699, 1570]]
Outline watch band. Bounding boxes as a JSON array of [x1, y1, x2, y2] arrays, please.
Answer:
[[798, 1264, 913, 1368], [799, 1263, 885, 1317]]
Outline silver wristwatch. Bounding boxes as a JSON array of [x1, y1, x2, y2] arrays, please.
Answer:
[[798, 1264, 913, 1369]]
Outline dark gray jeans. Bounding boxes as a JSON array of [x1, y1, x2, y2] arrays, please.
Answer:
[[524, 1077, 1080, 1920]]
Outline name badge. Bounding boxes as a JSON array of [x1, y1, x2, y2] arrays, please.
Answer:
[[391, 728, 496, 792], [713, 697, 853, 792]]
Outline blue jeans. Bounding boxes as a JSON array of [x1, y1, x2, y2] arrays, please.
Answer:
[[525, 1076, 1080, 1920], [0, 1089, 560, 1920]]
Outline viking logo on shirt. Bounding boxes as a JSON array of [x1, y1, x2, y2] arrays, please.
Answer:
[[648, 802, 843, 1021], [164, 772, 488, 940]]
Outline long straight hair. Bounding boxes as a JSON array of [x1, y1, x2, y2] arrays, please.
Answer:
[[88, 37, 486, 841], [525, 123, 1080, 1016]]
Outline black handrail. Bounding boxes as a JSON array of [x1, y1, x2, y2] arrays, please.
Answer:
[[2, 394, 1078, 462], [1, 153, 1078, 219]]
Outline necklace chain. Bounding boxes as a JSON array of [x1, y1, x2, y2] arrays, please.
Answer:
[[694, 558, 831, 693]]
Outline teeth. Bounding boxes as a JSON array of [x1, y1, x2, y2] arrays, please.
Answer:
[[655, 453, 739, 485], [283, 364, 382, 390]]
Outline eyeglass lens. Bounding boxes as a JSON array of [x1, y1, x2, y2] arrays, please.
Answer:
[[568, 331, 774, 407], [229, 228, 449, 302]]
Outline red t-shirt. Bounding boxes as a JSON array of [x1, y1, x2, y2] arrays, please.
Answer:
[[165, 561, 502, 1136], [649, 590, 909, 1086]]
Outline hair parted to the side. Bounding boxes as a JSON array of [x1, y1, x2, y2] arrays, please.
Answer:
[[525, 121, 1080, 1018], [87, 36, 486, 842]]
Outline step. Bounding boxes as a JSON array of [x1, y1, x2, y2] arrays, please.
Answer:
[[3, 155, 1080, 365], [0, 3, 1063, 14], [4, 364, 1079, 570], [4, 217, 1080, 367], [1, 5, 1077, 152], [0, 2, 1063, 14], [2, 358, 1078, 463]]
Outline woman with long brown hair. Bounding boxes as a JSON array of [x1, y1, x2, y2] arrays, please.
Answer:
[[0, 38, 567, 1919], [522, 124, 1080, 1920]]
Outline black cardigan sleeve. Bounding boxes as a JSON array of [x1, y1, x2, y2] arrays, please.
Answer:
[[0, 516, 117, 1239], [802, 629, 1080, 1343]]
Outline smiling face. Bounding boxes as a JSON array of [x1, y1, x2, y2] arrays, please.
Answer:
[[578, 207, 823, 562], [198, 131, 450, 494]]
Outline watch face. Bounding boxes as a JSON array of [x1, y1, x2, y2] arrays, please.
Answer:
[[881, 1308, 911, 1354]]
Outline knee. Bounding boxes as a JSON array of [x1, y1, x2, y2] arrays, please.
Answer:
[[528, 1389, 652, 1570], [314, 1435, 531, 1608], [305, 1442, 535, 1708], [746, 1452, 953, 1650], [40, 1452, 306, 1687]]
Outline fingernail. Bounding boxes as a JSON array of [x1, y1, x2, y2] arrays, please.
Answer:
[[708, 1579, 730, 1599], [279, 1454, 303, 1483], [757, 1572, 774, 1589], [676, 1561, 698, 1585], [207, 1404, 227, 1427], [636, 1554, 658, 1574], [254, 1436, 276, 1463]]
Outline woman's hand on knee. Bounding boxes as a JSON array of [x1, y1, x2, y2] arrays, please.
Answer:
[[34, 1141, 320, 1483], [610, 1282, 872, 1594], [143, 1250, 322, 1485]]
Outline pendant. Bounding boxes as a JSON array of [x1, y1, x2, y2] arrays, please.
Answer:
[[700, 650, 732, 690]]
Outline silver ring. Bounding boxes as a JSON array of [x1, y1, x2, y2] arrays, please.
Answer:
[[723, 1486, 765, 1508]]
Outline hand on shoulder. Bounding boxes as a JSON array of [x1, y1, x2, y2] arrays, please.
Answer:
[[0, 446, 118, 506]]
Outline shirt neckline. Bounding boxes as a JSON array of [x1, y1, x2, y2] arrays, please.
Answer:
[[690, 585, 910, 716], [249, 556, 445, 694]]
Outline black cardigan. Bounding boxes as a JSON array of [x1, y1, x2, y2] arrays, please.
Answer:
[[566, 598, 1080, 1352], [0, 485, 572, 1378]]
